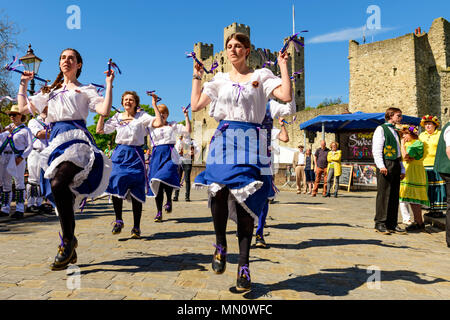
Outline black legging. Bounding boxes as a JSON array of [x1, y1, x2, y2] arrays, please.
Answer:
[[211, 187, 254, 267], [50, 162, 82, 242], [112, 196, 142, 229], [155, 183, 173, 212]]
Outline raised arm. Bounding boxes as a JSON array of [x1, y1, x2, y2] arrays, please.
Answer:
[[151, 94, 163, 128], [17, 71, 37, 114], [183, 107, 191, 133], [271, 51, 292, 103], [190, 62, 211, 112], [95, 69, 115, 116]]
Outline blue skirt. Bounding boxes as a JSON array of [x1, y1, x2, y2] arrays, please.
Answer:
[[39, 120, 112, 210], [146, 144, 180, 197], [194, 120, 271, 223], [106, 144, 147, 203]]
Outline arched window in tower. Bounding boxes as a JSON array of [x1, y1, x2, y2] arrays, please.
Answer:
[[203, 118, 206, 125], [297, 90, 301, 97]]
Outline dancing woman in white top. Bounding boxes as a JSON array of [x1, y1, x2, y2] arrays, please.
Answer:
[[97, 91, 155, 239], [190, 32, 292, 291], [18, 48, 114, 270]]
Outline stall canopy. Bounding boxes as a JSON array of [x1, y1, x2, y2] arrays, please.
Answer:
[[299, 111, 421, 133]]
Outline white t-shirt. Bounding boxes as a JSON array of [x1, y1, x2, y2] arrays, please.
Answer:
[[202, 68, 284, 124], [29, 84, 104, 123], [148, 121, 188, 146], [103, 111, 154, 146]]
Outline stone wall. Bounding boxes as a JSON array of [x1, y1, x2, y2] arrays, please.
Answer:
[[349, 17, 450, 125]]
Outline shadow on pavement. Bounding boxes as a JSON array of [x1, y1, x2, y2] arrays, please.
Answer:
[[268, 238, 413, 250], [77, 251, 278, 276], [165, 217, 212, 224], [243, 265, 449, 299], [269, 221, 355, 230]]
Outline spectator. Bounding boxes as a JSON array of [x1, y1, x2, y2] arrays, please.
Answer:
[[304, 148, 315, 194], [419, 115, 446, 218], [399, 125, 429, 232], [311, 140, 329, 197], [292, 145, 306, 194], [325, 141, 342, 198], [433, 120, 450, 248]]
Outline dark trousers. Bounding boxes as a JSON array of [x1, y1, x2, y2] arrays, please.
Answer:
[[438, 173, 450, 246], [375, 159, 401, 229], [174, 162, 192, 200]]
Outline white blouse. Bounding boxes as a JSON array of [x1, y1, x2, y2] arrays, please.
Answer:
[[28, 84, 104, 123], [203, 68, 284, 124], [148, 121, 188, 146], [2, 123, 33, 158], [103, 111, 154, 146]]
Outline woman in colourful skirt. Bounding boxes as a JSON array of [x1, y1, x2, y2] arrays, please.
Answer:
[[190, 32, 292, 291], [399, 125, 429, 231], [97, 91, 154, 239], [147, 94, 191, 222], [18, 48, 114, 270], [419, 115, 446, 218]]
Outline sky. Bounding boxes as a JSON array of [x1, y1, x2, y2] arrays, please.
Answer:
[[1, 0, 449, 125]]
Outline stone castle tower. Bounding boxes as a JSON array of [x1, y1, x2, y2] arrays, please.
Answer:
[[191, 23, 305, 156], [348, 17, 450, 123]]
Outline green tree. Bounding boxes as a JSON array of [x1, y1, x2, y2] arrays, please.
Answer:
[[0, 11, 20, 129], [316, 97, 343, 109]]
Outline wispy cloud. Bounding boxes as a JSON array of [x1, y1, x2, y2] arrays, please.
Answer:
[[306, 25, 398, 44]]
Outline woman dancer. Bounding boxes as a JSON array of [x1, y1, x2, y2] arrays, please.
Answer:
[[147, 94, 191, 222], [399, 125, 429, 231], [191, 32, 292, 291], [97, 91, 154, 238], [18, 48, 114, 270], [419, 115, 446, 218]]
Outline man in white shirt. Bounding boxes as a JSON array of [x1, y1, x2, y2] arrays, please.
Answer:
[[292, 145, 306, 194], [372, 107, 406, 235], [173, 135, 199, 202]]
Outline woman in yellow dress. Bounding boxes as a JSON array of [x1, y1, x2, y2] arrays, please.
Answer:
[[325, 141, 342, 197], [419, 115, 446, 218], [399, 126, 429, 231]]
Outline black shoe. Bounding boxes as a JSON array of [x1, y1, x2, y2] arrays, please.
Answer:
[[0, 211, 9, 218], [130, 227, 141, 239], [172, 197, 178, 202], [212, 244, 227, 274], [154, 211, 162, 222], [406, 222, 425, 232], [255, 235, 267, 248], [387, 226, 407, 234], [236, 265, 251, 292], [112, 220, 124, 235], [25, 206, 33, 213], [39, 204, 54, 215], [185, 198, 191, 202], [334, 194, 338, 198], [50, 236, 78, 271], [10, 211, 24, 220], [375, 224, 391, 234], [323, 193, 330, 198], [164, 203, 172, 213]]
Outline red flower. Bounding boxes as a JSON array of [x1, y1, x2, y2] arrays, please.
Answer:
[[428, 116, 433, 120]]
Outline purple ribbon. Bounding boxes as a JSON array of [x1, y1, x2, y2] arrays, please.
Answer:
[[58, 232, 65, 248], [279, 115, 297, 125], [182, 103, 191, 113], [259, 49, 275, 68], [4, 56, 49, 84], [274, 31, 308, 66], [213, 244, 227, 258], [48, 85, 68, 102], [290, 69, 304, 80], [78, 197, 87, 213], [146, 90, 162, 102], [232, 83, 244, 103], [186, 52, 218, 74], [239, 264, 251, 280], [107, 59, 122, 76]]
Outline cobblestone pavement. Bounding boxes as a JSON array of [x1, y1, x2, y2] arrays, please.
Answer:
[[0, 188, 449, 300]]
